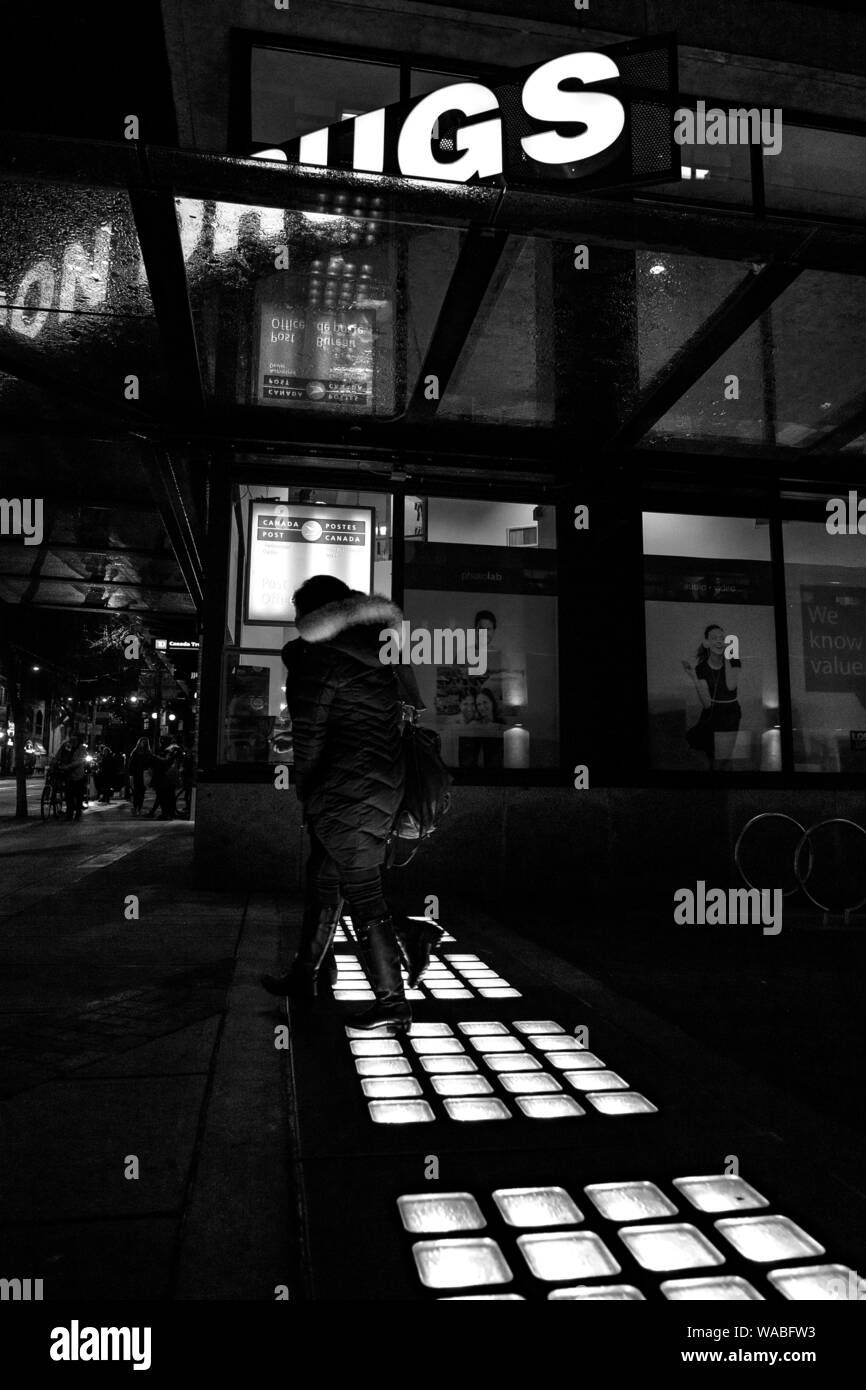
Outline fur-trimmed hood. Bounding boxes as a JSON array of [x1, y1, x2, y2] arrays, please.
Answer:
[[295, 592, 402, 643]]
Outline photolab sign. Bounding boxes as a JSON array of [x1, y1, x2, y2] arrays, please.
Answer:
[[252, 36, 677, 191]]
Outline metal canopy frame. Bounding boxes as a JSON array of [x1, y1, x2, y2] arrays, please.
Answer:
[[0, 130, 863, 491]]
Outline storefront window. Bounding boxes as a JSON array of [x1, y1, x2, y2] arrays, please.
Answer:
[[403, 497, 559, 770], [782, 520, 866, 773], [643, 513, 779, 772], [221, 481, 392, 764]]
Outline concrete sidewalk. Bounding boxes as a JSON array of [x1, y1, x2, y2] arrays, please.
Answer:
[[0, 819, 303, 1300]]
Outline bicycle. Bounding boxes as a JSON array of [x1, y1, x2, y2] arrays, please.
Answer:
[[40, 769, 66, 822]]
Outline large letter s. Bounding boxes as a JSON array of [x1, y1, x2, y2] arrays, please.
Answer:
[[520, 53, 625, 168]]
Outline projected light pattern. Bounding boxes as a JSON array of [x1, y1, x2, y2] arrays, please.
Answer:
[[398, 1173, 844, 1300]]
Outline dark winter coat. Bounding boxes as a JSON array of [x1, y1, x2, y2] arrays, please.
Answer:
[[282, 594, 421, 870]]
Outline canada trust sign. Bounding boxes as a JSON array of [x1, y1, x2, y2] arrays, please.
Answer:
[[252, 37, 678, 191]]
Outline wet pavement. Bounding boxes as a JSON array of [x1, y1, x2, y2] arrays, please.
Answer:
[[1, 803, 864, 1301]]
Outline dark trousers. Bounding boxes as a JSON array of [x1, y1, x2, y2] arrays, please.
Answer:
[[307, 827, 388, 925], [65, 780, 85, 818]]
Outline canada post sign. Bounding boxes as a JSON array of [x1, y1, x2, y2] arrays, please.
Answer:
[[256, 514, 367, 546], [246, 501, 374, 624], [252, 36, 678, 193]]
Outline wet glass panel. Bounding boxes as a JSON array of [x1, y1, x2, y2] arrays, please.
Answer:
[[769, 272, 866, 443], [662, 1276, 764, 1300], [180, 197, 464, 418], [673, 1175, 769, 1214], [406, 1023, 454, 1037], [515, 1095, 586, 1119], [361, 1078, 423, 1099], [368, 1099, 436, 1124], [438, 236, 555, 427], [479, 987, 522, 998], [767, 1265, 866, 1300], [397, 1193, 486, 1235], [518, 1232, 621, 1282], [619, 1224, 725, 1272], [458, 1021, 510, 1036], [646, 322, 766, 449], [636, 253, 751, 389], [492, 1187, 583, 1228], [585, 1182, 678, 1222], [429, 987, 473, 998], [412, 1238, 513, 1290], [714, 1216, 825, 1263], [443, 1098, 512, 1121], [585, 1091, 658, 1114], [764, 127, 866, 221]]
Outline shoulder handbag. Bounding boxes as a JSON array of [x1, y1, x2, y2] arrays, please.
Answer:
[[387, 706, 453, 868]]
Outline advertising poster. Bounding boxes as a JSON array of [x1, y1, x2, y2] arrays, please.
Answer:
[[245, 501, 374, 624], [257, 301, 374, 410]]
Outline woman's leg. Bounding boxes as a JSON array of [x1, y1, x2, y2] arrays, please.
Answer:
[[341, 864, 410, 1032]]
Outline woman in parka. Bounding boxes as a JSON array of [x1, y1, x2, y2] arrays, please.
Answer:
[[261, 575, 437, 1033]]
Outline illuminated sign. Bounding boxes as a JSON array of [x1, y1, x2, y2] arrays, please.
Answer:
[[252, 36, 678, 192], [245, 501, 375, 624]]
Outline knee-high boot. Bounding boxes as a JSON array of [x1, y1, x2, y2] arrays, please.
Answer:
[[350, 914, 411, 1032], [260, 903, 343, 998]]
